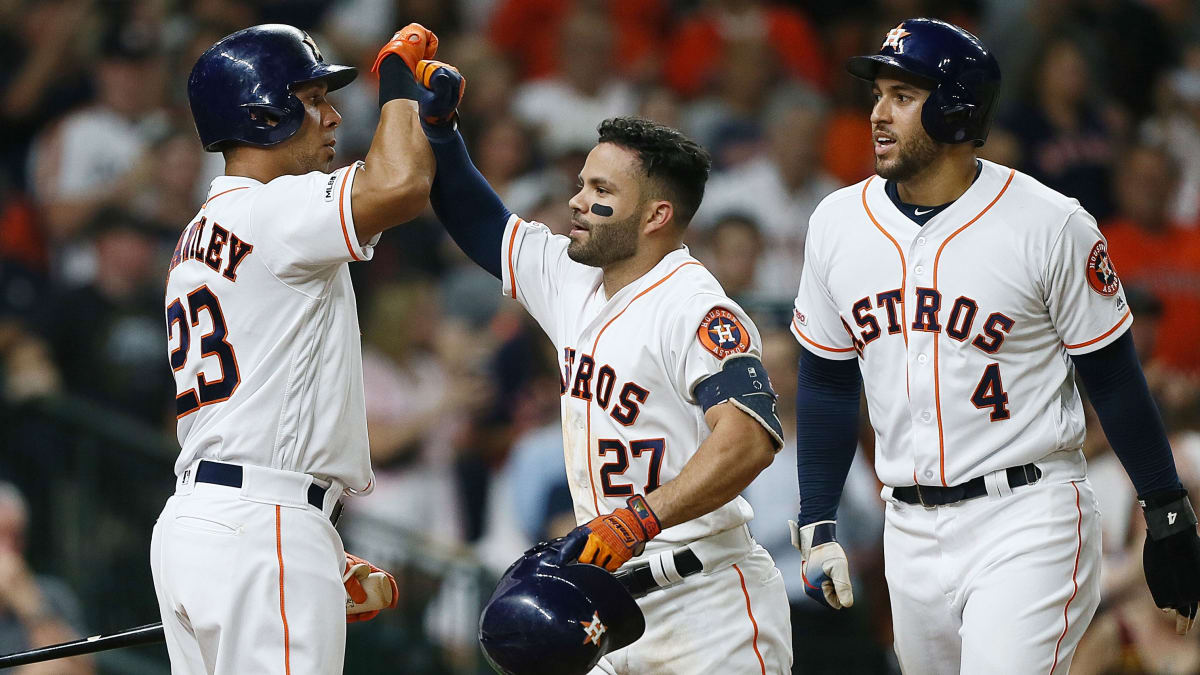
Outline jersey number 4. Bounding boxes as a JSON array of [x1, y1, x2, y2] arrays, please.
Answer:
[[970, 363, 1010, 421], [599, 439, 665, 496], [167, 285, 240, 418]]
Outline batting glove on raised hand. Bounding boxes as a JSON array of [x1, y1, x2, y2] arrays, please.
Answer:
[[555, 495, 662, 572], [414, 59, 465, 126], [1139, 488, 1200, 634], [343, 552, 398, 623], [791, 519, 854, 609], [372, 23, 438, 74]]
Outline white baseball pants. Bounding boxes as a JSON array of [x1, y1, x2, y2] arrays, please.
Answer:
[[150, 465, 346, 674], [592, 530, 792, 674], [883, 455, 1102, 674]]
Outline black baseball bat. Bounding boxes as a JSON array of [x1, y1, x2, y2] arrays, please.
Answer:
[[0, 622, 164, 668]]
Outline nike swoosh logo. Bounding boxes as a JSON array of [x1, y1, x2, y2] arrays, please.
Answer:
[[914, 208, 934, 215]]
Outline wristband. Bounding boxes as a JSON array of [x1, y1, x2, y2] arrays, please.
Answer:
[[625, 495, 661, 539], [1140, 489, 1198, 541], [377, 56, 424, 108]]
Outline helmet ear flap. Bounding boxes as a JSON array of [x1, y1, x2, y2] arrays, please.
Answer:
[[241, 96, 305, 146], [921, 83, 977, 144]]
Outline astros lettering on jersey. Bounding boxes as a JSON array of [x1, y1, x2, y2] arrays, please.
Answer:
[[792, 159, 1130, 488], [501, 214, 761, 552]]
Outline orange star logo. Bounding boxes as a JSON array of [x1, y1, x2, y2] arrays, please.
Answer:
[[581, 611, 607, 646], [882, 24, 911, 54]]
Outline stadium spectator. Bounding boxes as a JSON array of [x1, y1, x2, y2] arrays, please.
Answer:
[[995, 36, 1116, 220], [27, 25, 169, 285], [34, 208, 173, 426], [0, 0, 93, 191], [663, 0, 828, 98], [487, 0, 666, 82], [1101, 144, 1200, 374], [1142, 44, 1200, 225], [693, 98, 841, 302], [510, 8, 637, 156], [0, 482, 92, 675]]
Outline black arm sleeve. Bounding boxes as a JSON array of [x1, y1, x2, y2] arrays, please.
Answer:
[[1071, 331, 1182, 497], [425, 127, 510, 279], [795, 348, 862, 526]]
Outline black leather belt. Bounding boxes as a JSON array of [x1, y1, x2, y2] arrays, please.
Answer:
[[613, 548, 703, 598], [194, 460, 342, 524], [892, 463, 1042, 507]]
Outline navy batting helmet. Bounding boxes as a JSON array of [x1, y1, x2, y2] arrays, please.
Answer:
[[187, 25, 357, 152], [848, 18, 1001, 146], [479, 540, 645, 675]]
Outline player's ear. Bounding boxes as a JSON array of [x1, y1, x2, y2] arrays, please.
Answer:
[[642, 200, 674, 236]]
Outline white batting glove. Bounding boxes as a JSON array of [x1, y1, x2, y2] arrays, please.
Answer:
[[790, 519, 854, 609]]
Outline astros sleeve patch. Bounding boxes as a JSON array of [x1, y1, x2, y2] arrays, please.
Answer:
[[1047, 210, 1132, 354], [1085, 240, 1120, 297], [697, 307, 751, 359]]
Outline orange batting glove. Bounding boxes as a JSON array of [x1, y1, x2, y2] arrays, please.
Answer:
[[570, 495, 662, 572], [343, 552, 398, 623], [372, 23, 438, 75]]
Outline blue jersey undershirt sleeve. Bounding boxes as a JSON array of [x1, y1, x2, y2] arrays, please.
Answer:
[[1070, 331, 1182, 497], [424, 125, 510, 279], [795, 347, 863, 526]]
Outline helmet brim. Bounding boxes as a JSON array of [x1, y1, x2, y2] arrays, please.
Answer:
[[294, 64, 357, 93], [847, 55, 937, 89]]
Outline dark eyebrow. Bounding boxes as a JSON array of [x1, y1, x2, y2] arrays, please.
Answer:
[[578, 174, 617, 190], [876, 81, 922, 95]]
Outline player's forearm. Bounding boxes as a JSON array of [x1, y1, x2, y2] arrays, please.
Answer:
[[795, 348, 862, 526], [1071, 331, 1181, 496], [646, 403, 775, 529], [352, 99, 435, 241], [425, 127, 510, 278]]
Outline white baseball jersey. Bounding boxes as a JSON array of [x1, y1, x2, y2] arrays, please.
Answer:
[[164, 163, 378, 491], [500, 215, 762, 554], [792, 159, 1130, 488]]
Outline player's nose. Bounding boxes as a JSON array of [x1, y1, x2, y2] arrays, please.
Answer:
[[870, 98, 890, 125], [324, 104, 342, 129], [567, 189, 587, 214]]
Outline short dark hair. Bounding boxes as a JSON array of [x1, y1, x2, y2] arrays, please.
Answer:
[[596, 117, 712, 227]]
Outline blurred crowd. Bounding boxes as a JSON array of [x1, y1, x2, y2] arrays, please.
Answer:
[[1, 0, 1200, 672]]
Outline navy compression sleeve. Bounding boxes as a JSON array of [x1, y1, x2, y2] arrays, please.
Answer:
[[1071, 331, 1181, 497], [424, 127, 510, 279], [795, 348, 862, 526]]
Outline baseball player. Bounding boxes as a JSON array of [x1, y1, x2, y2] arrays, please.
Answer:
[[789, 18, 1200, 674], [410, 61, 792, 672], [151, 24, 460, 673]]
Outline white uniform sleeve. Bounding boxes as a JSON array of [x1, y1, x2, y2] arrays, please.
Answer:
[[500, 214, 572, 338], [1044, 208, 1133, 354], [667, 294, 764, 402], [790, 221, 858, 360], [250, 162, 379, 283]]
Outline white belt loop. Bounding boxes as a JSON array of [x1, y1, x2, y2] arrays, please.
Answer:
[[648, 553, 673, 589], [984, 468, 1013, 498]]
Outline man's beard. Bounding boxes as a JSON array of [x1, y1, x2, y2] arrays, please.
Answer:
[[875, 129, 941, 182], [567, 212, 640, 268]]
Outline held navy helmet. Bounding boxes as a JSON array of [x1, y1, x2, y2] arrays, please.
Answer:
[[479, 540, 645, 675], [847, 18, 1002, 146], [187, 24, 357, 151]]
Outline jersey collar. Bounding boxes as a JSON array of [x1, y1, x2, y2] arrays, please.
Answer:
[[870, 159, 1002, 233]]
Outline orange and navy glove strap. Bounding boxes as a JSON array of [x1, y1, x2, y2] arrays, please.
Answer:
[[576, 495, 662, 572]]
